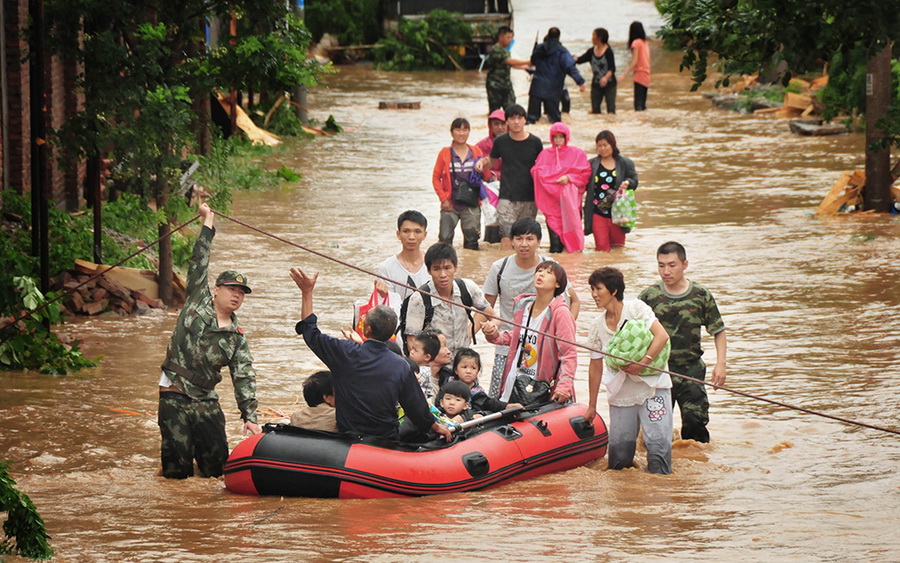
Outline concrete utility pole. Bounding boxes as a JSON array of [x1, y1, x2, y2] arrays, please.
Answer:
[[864, 43, 893, 213], [293, 0, 308, 124]]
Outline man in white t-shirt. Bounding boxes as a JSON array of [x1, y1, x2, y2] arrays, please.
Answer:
[[376, 210, 431, 301], [481, 218, 580, 397]]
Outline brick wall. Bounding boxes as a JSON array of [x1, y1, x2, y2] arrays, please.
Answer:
[[2, 0, 85, 208]]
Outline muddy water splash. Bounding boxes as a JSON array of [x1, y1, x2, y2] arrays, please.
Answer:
[[2, 1, 900, 560]]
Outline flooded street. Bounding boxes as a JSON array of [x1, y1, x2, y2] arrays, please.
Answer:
[[2, 0, 900, 560]]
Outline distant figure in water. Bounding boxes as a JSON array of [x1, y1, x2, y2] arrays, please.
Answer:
[[618, 21, 650, 111], [483, 26, 532, 113], [575, 27, 617, 114], [583, 130, 638, 252], [527, 27, 585, 124]]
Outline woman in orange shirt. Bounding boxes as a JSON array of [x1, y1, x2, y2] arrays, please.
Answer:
[[618, 21, 650, 111]]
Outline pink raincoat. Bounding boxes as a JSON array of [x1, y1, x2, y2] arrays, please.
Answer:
[[531, 123, 591, 252]]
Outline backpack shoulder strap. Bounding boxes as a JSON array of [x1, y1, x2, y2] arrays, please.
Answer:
[[495, 255, 511, 298], [455, 278, 477, 345]]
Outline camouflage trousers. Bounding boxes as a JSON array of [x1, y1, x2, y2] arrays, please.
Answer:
[[158, 391, 228, 479], [670, 359, 711, 443], [487, 85, 516, 113]]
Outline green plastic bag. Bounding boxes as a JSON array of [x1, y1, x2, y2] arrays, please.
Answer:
[[605, 319, 670, 376], [611, 189, 637, 231]]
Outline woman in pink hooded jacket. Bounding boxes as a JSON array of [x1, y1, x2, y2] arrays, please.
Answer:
[[482, 260, 577, 403], [530, 122, 591, 253]]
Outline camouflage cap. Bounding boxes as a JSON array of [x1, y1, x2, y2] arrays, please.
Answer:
[[215, 270, 252, 294]]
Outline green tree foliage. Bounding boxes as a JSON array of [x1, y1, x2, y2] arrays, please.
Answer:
[[0, 462, 53, 559], [375, 10, 473, 71], [0, 277, 95, 374], [657, 0, 900, 143], [305, 0, 383, 46]]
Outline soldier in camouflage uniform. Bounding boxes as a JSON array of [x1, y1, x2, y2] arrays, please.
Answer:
[[157, 203, 261, 479], [639, 241, 727, 443], [484, 26, 531, 113]]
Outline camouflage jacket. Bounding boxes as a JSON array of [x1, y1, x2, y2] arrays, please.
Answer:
[[638, 281, 725, 368], [161, 225, 258, 423], [484, 43, 512, 91]]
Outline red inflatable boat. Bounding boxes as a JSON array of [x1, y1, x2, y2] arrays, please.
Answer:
[[224, 402, 607, 499]]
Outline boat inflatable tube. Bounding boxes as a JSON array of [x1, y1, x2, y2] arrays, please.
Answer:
[[224, 402, 608, 499]]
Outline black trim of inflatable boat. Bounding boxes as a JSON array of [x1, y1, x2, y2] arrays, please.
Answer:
[[226, 429, 608, 497]]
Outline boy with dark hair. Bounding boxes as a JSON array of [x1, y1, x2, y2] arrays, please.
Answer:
[[639, 241, 727, 443], [408, 330, 442, 398], [475, 104, 544, 250], [435, 380, 475, 425], [402, 243, 495, 355], [377, 210, 430, 301], [481, 217, 580, 397], [289, 371, 338, 432]]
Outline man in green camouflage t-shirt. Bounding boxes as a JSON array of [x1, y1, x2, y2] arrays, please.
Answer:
[[484, 26, 531, 113], [639, 241, 727, 443], [157, 203, 261, 479]]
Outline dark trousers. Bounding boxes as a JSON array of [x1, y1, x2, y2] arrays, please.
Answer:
[[547, 226, 564, 253], [634, 83, 648, 111], [158, 391, 228, 479], [527, 95, 561, 124], [670, 359, 710, 443], [591, 82, 617, 114]]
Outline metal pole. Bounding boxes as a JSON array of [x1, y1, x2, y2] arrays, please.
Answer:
[[293, 0, 308, 124]]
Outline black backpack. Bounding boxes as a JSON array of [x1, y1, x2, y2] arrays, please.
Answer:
[[398, 278, 475, 354]]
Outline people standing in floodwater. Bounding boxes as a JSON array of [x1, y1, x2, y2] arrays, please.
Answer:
[[157, 203, 261, 479], [432, 118, 484, 250], [583, 266, 672, 474], [639, 241, 727, 443], [376, 210, 431, 302], [618, 21, 650, 111], [531, 122, 591, 253], [576, 28, 617, 114], [475, 104, 544, 251], [483, 26, 532, 113], [526, 27, 585, 124], [583, 130, 638, 252]]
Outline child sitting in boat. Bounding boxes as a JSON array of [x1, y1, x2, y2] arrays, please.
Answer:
[[289, 371, 338, 432], [407, 330, 441, 399], [435, 380, 476, 426], [449, 348, 523, 414]]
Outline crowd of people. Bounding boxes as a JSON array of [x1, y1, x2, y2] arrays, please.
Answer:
[[435, 105, 637, 254], [483, 22, 652, 123], [154, 22, 728, 481]]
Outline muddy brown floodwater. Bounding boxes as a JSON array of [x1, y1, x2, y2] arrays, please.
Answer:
[[2, 1, 900, 561]]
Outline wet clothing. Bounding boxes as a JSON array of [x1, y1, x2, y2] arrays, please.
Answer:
[[476, 109, 507, 182], [639, 281, 725, 442], [403, 278, 490, 355], [627, 38, 650, 110], [486, 293, 577, 402], [289, 403, 338, 432], [376, 256, 430, 302], [296, 314, 434, 440], [527, 38, 584, 124], [576, 46, 617, 114], [432, 144, 484, 206], [157, 225, 258, 479], [484, 43, 516, 112], [158, 391, 228, 479], [584, 153, 638, 251], [531, 122, 591, 253], [608, 388, 673, 474], [490, 133, 543, 202]]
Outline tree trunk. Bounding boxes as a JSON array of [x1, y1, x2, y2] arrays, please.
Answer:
[[155, 170, 173, 306], [864, 43, 892, 212]]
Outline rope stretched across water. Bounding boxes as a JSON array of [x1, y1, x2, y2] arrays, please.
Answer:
[[212, 210, 900, 437], [0, 215, 200, 336]]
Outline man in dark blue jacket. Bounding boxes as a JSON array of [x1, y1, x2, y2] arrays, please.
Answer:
[[527, 27, 585, 124], [291, 267, 452, 442]]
